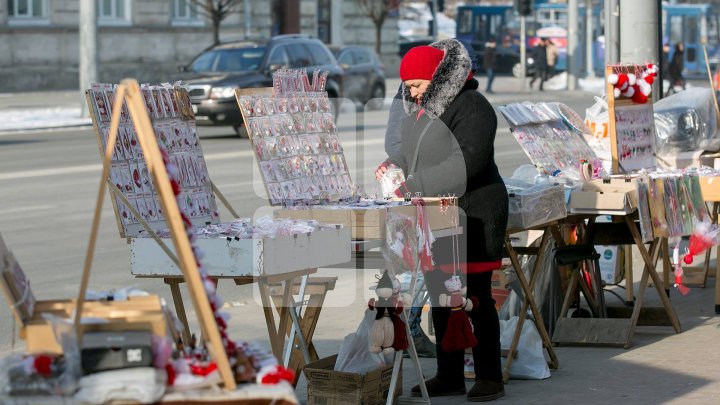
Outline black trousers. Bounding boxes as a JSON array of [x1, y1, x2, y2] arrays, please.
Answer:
[[425, 270, 502, 383]]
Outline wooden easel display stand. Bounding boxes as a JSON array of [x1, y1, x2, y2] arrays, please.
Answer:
[[86, 83, 351, 383], [84, 79, 237, 390], [503, 222, 560, 384]]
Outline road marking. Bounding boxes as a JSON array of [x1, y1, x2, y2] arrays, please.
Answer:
[[0, 205, 55, 215], [0, 138, 389, 181], [1, 136, 513, 182], [0, 163, 101, 181]]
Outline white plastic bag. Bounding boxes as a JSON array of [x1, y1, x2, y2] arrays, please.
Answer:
[[334, 310, 384, 373], [585, 95, 609, 140], [499, 316, 551, 380]]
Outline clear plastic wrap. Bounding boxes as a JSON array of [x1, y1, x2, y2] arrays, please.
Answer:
[[379, 166, 405, 198], [0, 315, 80, 396], [383, 210, 417, 276], [505, 180, 567, 229], [654, 88, 719, 155]]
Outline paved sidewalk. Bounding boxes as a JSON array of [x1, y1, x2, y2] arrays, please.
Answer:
[[293, 267, 720, 405]]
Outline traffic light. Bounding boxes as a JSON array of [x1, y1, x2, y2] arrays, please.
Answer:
[[514, 0, 533, 16]]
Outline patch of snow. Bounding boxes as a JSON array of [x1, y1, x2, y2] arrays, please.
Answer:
[[0, 107, 91, 131]]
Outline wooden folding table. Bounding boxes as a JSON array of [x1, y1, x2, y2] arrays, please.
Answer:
[[551, 211, 682, 348]]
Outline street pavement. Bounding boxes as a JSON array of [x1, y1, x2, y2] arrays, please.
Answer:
[[1, 76, 719, 404]]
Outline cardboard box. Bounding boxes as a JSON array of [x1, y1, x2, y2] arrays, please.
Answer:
[[657, 150, 720, 170], [569, 178, 638, 213], [21, 296, 169, 354], [491, 269, 510, 311], [595, 245, 623, 285], [699, 175, 720, 202], [304, 355, 401, 405], [276, 198, 458, 240]]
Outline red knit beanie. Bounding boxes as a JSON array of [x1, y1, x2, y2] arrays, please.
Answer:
[[400, 46, 445, 81]]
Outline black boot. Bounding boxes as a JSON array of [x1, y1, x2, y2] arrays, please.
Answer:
[[467, 380, 505, 402], [411, 376, 466, 397]]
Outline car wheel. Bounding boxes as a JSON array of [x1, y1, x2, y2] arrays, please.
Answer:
[[367, 84, 385, 111], [512, 63, 524, 78], [234, 124, 249, 138]]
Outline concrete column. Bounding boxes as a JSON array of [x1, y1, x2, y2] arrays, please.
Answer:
[[585, 0, 595, 78], [79, 0, 97, 117], [567, 0, 579, 90], [605, 0, 620, 65], [331, 0, 343, 45], [619, 0, 659, 64]]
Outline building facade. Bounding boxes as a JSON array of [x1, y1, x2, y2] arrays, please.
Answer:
[[0, 0, 399, 92]]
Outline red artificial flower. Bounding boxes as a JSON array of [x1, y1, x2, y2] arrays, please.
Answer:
[[33, 355, 53, 377]]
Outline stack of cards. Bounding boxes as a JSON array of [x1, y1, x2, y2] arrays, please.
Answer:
[[89, 83, 219, 233], [238, 69, 355, 205]]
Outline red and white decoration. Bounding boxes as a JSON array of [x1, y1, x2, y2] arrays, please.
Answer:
[[160, 148, 294, 387], [608, 63, 658, 104]]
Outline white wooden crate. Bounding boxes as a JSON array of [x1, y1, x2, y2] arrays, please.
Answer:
[[131, 227, 351, 278]]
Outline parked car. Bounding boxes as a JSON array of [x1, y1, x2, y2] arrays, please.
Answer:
[[175, 34, 345, 136], [329, 45, 386, 110]]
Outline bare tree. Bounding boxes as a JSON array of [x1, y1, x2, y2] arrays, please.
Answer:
[[188, 0, 244, 45], [354, 0, 394, 54]]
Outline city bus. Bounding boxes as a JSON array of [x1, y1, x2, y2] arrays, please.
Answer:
[[456, 2, 720, 77]]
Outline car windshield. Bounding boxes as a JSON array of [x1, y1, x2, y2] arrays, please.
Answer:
[[190, 46, 267, 73]]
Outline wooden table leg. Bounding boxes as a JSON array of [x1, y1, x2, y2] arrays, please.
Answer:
[[703, 202, 719, 288], [624, 245, 634, 305], [502, 229, 558, 383], [661, 238, 671, 297], [164, 278, 191, 346], [715, 225, 720, 314], [258, 277, 281, 360], [625, 217, 681, 335]]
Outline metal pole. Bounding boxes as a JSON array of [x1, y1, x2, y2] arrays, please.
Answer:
[[244, 0, 251, 38], [520, 15, 527, 91], [79, 0, 97, 117], [585, 0, 595, 78], [567, 0, 579, 90], [431, 0, 439, 41], [608, 0, 620, 64]]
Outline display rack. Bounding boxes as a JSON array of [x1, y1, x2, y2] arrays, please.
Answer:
[[606, 65, 658, 174], [86, 80, 352, 389], [83, 79, 236, 390]]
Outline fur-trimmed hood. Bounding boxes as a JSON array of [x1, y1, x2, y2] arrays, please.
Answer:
[[402, 38, 473, 119]]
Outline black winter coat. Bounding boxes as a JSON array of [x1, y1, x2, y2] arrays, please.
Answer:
[[387, 39, 508, 264]]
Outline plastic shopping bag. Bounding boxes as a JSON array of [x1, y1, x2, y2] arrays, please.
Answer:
[[585, 95, 609, 140], [499, 316, 551, 380], [334, 309, 384, 374]]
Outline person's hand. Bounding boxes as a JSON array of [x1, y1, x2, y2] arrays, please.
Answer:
[[375, 162, 397, 180]]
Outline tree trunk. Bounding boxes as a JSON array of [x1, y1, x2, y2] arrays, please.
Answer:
[[212, 16, 221, 45], [375, 21, 382, 55]]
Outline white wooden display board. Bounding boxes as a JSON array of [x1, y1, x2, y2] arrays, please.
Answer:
[[131, 227, 351, 277]]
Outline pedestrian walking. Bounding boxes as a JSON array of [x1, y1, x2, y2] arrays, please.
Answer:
[[667, 42, 686, 95], [546, 39, 558, 79], [529, 38, 548, 91], [483, 37, 497, 94]]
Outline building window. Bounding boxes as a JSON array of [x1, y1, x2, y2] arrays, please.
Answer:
[[98, 0, 131, 26], [7, 0, 48, 24], [172, 0, 203, 26]]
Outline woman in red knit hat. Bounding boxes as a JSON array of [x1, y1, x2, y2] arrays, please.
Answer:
[[376, 39, 507, 402]]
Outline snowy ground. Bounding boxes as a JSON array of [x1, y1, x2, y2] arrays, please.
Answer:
[[0, 106, 91, 132]]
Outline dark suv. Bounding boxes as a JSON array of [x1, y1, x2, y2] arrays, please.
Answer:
[[176, 35, 344, 136]]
